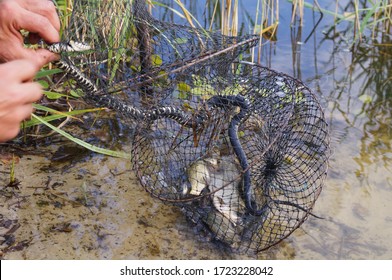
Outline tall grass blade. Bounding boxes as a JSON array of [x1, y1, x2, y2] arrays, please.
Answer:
[[23, 105, 105, 128], [31, 114, 130, 159]]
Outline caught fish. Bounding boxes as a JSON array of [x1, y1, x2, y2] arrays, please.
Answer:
[[204, 209, 242, 248], [183, 154, 245, 225]]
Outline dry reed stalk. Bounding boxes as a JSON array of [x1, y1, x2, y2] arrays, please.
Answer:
[[353, 0, 361, 41], [252, 0, 279, 63], [211, 0, 239, 36], [291, 0, 304, 26]]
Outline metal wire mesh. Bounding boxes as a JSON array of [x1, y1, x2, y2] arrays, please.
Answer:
[[61, 0, 258, 104], [55, 0, 330, 253], [132, 62, 330, 252]]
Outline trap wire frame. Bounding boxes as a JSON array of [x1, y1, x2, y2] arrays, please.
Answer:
[[131, 60, 330, 252], [56, 0, 330, 252]]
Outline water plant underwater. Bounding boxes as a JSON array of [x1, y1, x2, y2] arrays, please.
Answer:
[[17, 0, 390, 252]]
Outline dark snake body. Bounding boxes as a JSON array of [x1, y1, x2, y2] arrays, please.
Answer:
[[48, 42, 262, 215], [49, 42, 193, 127], [206, 95, 263, 215], [59, 56, 191, 125]]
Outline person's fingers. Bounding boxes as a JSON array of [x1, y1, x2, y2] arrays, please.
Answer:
[[3, 103, 35, 125], [0, 103, 34, 141], [0, 124, 20, 142], [0, 41, 59, 66], [19, 82, 42, 105], [32, 48, 60, 66], [0, 1, 60, 64], [16, 8, 60, 43], [0, 82, 43, 105], [0, 0, 58, 42], [23, 0, 61, 32], [13, 82, 43, 104], [0, 60, 40, 82]]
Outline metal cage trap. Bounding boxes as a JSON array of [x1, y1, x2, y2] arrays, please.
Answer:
[[48, 0, 330, 253]]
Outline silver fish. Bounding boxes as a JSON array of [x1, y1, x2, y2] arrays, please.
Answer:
[[184, 155, 245, 225]]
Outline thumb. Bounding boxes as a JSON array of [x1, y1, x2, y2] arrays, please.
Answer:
[[34, 48, 60, 66], [18, 48, 60, 68]]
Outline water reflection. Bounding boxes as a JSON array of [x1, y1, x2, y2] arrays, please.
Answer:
[[172, 0, 392, 259], [293, 5, 392, 259]]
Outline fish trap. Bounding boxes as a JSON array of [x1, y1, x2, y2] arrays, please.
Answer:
[[132, 61, 330, 252], [52, 0, 330, 253]]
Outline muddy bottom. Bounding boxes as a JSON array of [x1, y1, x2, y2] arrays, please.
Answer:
[[1, 113, 391, 260], [0, 136, 297, 260]]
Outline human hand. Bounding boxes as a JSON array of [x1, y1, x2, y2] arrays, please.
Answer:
[[0, 0, 60, 67], [0, 59, 42, 142]]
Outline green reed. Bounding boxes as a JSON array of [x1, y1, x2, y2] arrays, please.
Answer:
[[29, 0, 390, 154]]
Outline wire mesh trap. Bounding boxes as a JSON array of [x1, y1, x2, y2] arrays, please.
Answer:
[[51, 0, 330, 253]]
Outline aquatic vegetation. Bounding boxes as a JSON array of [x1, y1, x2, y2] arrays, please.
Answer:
[[23, 0, 389, 147]]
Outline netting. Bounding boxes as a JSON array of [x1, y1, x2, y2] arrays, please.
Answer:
[[60, 0, 258, 101], [51, 0, 330, 253]]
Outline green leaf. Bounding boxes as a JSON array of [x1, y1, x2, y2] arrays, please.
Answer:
[[177, 82, 191, 92], [359, 94, 373, 104], [35, 68, 63, 79], [151, 54, 163, 67], [31, 113, 130, 159], [38, 80, 49, 89], [357, 1, 380, 40], [178, 91, 188, 100], [23, 104, 105, 128], [130, 65, 140, 72], [69, 89, 81, 98], [42, 91, 67, 100], [174, 37, 188, 44]]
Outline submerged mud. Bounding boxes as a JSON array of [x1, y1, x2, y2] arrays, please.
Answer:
[[0, 129, 296, 259]]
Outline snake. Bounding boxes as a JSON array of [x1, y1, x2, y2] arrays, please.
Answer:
[[47, 41, 199, 128], [46, 41, 264, 215], [206, 95, 261, 214]]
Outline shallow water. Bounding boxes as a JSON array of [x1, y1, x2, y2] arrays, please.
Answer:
[[1, 1, 391, 259]]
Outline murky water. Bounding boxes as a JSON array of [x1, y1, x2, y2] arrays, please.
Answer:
[[1, 1, 391, 259]]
